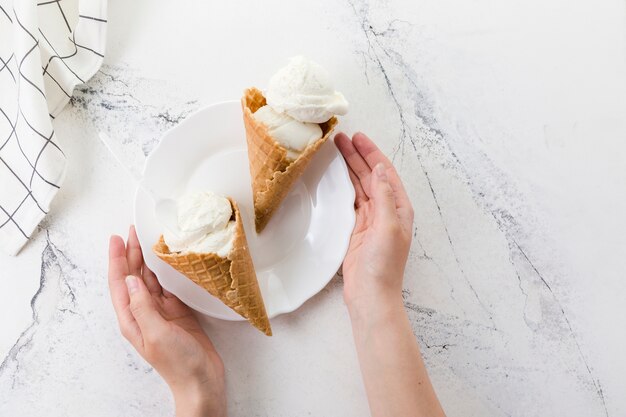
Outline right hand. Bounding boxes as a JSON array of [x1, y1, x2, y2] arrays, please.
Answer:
[[335, 132, 414, 314]]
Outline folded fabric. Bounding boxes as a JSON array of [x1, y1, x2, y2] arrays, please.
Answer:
[[0, 0, 107, 255]]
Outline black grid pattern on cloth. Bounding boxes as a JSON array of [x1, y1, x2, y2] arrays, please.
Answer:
[[0, 0, 106, 253]]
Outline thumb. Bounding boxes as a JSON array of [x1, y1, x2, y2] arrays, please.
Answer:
[[372, 163, 398, 225], [126, 275, 166, 339]]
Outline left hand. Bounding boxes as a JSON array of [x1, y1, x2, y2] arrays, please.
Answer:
[[108, 226, 227, 417]]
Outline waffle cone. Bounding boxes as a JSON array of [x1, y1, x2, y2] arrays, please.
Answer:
[[152, 199, 271, 336], [241, 87, 338, 232]]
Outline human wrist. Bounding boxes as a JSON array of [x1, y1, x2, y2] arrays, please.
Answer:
[[346, 289, 404, 326], [174, 396, 212, 417], [172, 378, 226, 417]]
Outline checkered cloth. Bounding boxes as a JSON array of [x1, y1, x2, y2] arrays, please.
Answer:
[[0, 0, 106, 255]]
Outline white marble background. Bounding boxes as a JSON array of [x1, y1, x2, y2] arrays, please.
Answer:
[[1, 0, 625, 416]]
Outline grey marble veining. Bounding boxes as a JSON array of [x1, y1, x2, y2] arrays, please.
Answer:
[[1, 0, 624, 416]]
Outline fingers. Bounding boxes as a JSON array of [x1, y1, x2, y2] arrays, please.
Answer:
[[108, 235, 142, 347], [347, 165, 368, 207], [384, 167, 414, 233], [162, 286, 176, 299], [336, 133, 369, 206], [353, 132, 414, 231], [142, 264, 163, 296], [353, 132, 411, 198], [338, 131, 415, 233], [109, 236, 131, 317], [352, 132, 392, 169], [127, 225, 163, 295], [335, 132, 374, 197], [372, 164, 399, 226], [126, 226, 144, 278], [126, 275, 167, 342], [109, 235, 129, 285]]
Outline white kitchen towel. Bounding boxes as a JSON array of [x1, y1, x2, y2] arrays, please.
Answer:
[[0, 0, 106, 255]]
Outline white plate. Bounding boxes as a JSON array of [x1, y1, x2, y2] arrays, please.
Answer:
[[134, 101, 355, 320]]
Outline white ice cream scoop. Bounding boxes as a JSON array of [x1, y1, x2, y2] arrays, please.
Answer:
[[253, 105, 322, 159], [98, 132, 182, 238], [265, 55, 349, 123], [161, 191, 235, 256]]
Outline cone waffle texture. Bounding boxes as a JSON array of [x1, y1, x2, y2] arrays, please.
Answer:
[[242, 87, 338, 232], [152, 199, 271, 336]]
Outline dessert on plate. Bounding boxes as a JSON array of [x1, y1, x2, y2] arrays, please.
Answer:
[[152, 191, 271, 336], [242, 56, 349, 232]]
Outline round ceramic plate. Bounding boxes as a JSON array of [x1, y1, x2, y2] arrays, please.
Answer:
[[134, 101, 355, 320]]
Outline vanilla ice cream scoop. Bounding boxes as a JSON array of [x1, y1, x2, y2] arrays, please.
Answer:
[[163, 191, 235, 257], [253, 105, 322, 159], [265, 56, 349, 124]]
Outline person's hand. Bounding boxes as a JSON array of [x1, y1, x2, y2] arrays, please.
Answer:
[[337, 135, 445, 417], [335, 132, 414, 316], [108, 226, 227, 417]]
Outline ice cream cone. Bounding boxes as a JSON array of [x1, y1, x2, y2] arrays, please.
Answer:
[[241, 87, 338, 232], [152, 199, 271, 336]]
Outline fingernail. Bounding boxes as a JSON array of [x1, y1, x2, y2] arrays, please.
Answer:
[[125, 275, 138, 294], [375, 163, 387, 180]]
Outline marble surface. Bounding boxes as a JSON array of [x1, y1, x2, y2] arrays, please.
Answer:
[[1, 0, 625, 416]]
